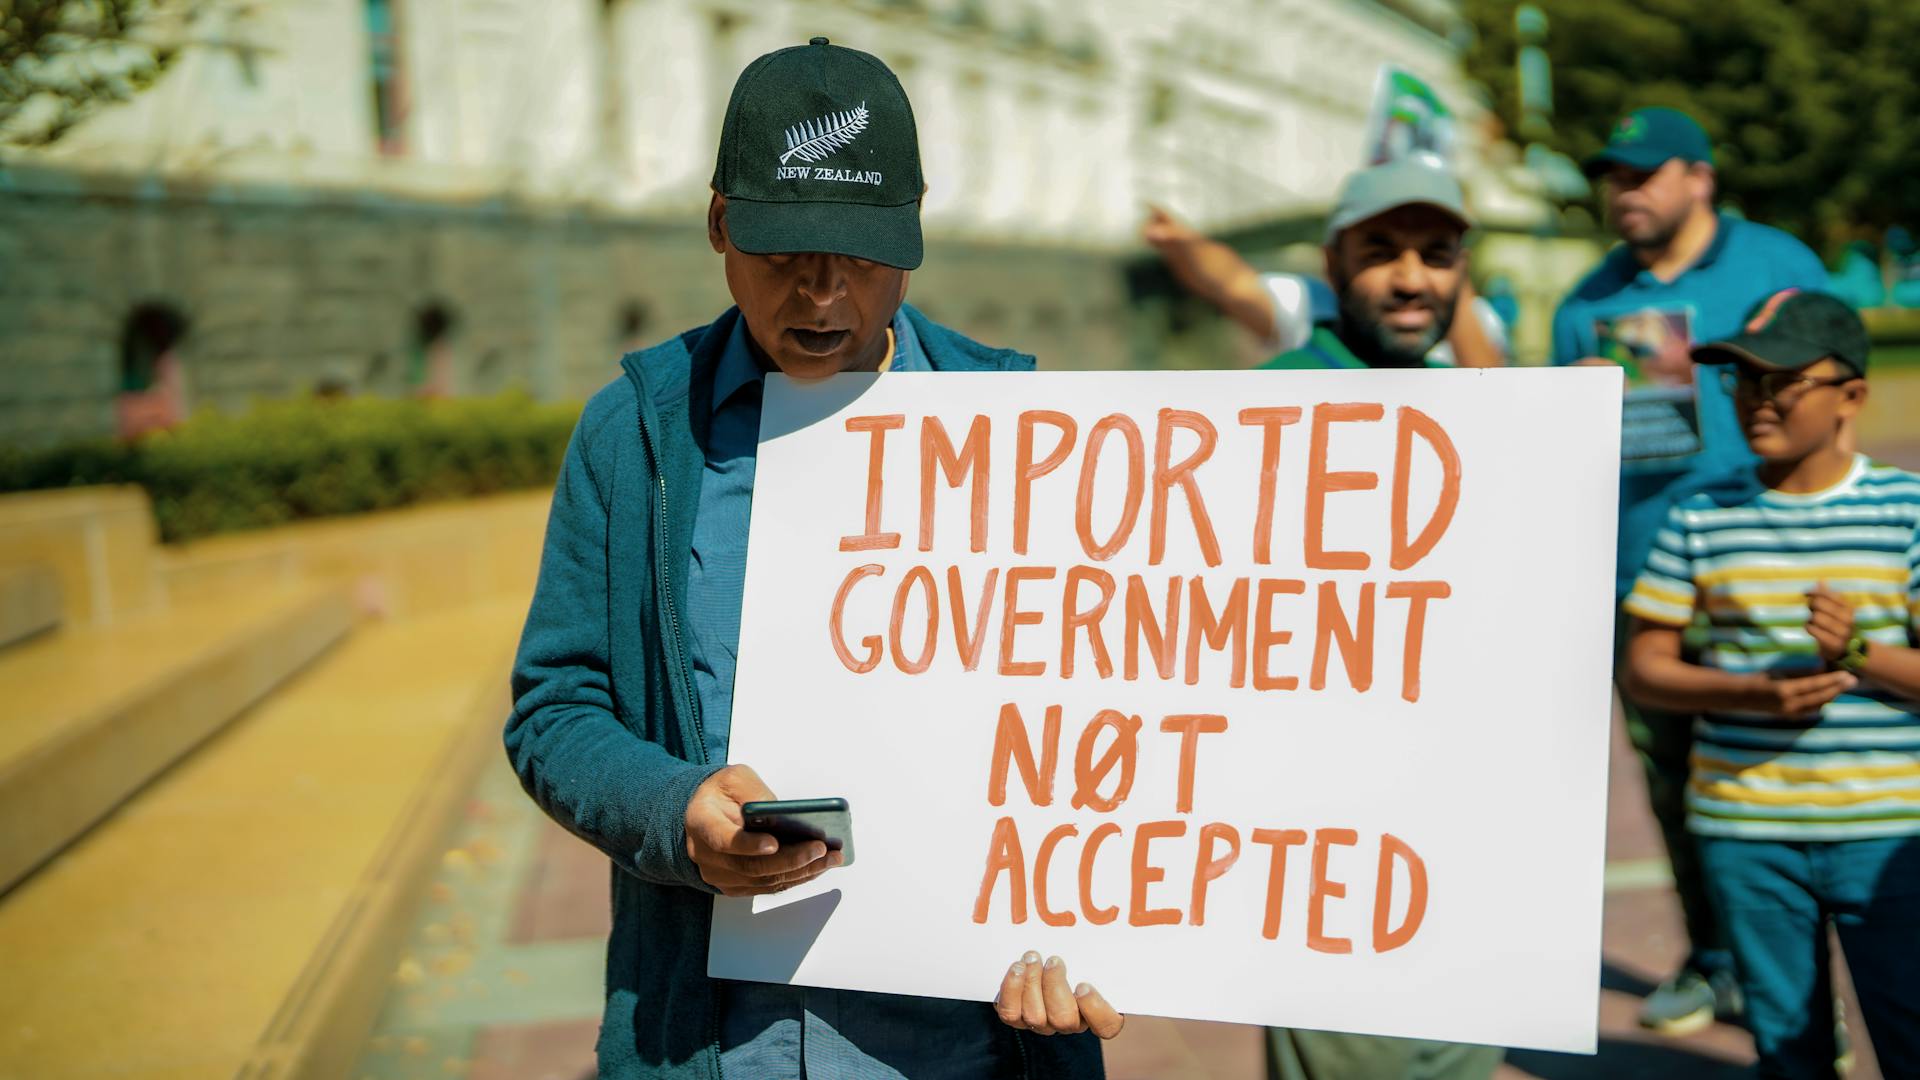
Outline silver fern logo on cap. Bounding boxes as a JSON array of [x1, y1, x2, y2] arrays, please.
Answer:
[[780, 103, 870, 164]]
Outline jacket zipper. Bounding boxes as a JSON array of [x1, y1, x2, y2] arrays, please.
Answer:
[[637, 410, 709, 766], [634, 401, 722, 1080]]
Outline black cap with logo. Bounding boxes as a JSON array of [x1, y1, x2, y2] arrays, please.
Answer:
[[711, 37, 924, 269], [1691, 289, 1871, 377]]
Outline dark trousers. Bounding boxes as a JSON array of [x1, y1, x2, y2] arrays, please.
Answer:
[[1265, 1029, 1503, 1080], [1699, 835, 1920, 1079]]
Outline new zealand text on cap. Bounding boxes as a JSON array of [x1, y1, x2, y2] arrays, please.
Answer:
[[712, 37, 924, 269]]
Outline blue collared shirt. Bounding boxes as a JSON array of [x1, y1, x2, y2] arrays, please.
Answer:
[[1548, 214, 1829, 599], [687, 311, 1019, 1079]]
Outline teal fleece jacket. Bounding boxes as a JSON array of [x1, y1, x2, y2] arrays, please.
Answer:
[[505, 304, 1105, 1079]]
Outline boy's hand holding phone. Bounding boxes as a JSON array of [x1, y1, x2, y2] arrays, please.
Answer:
[[1744, 669, 1858, 718], [684, 764, 841, 897]]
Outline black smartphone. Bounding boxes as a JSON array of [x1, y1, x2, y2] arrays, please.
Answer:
[[740, 797, 855, 867]]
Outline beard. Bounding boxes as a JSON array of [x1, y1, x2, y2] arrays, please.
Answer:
[[1332, 272, 1459, 369], [1615, 202, 1686, 252]]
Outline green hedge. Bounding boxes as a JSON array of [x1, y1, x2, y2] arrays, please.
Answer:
[[0, 392, 582, 542]]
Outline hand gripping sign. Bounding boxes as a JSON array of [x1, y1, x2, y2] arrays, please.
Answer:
[[711, 367, 1621, 1053]]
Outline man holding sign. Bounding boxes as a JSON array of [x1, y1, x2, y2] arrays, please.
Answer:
[[712, 184, 1616, 1063], [506, 38, 1111, 1079]]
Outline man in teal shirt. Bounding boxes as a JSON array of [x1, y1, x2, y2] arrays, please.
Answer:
[[1551, 107, 1830, 1036], [1260, 160, 1505, 1080]]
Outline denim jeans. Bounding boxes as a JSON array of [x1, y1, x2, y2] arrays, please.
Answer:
[[1697, 834, 1920, 1079]]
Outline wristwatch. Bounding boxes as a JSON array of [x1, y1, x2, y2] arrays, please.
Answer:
[[1838, 634, 1872, 674]]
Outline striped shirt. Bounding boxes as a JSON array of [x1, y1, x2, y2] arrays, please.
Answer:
[[1624, 454, 1920, 841]]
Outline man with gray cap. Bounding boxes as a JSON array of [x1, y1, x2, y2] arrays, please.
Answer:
[[1256, 157, 1504, 1080], [505, 37, 1115, 1079], [1140, 201, 1507, 368], [1261, 157, 1484, 375]]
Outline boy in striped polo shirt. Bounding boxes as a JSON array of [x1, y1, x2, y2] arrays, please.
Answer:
[[1622, 289, 1920, 1078]]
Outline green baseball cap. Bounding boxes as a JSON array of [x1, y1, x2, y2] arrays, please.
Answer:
[[711, 37, 924, 269], [1324, 157, 1473, 244], [1583, 107, 1714, 178], [1692, 289, 1870, 376]]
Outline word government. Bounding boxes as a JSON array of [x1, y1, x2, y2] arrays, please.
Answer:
[[775, 165, 885, 185]]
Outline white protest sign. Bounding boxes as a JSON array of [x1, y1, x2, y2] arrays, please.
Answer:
[[711, 368, 1621, 1053]]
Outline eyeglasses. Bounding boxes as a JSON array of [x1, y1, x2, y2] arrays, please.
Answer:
[[1718, 367, 1856, 409]]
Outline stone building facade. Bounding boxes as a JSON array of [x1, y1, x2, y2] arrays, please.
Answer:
[[0, 0, 1512, 447]]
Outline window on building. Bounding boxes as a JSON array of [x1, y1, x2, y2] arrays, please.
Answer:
[[1146, 82, 1175, 128], [615, 300, 650, 351], [120, 303, 189, 393], [117, 302, 190, 438], [366, 0, 407, 154], [598, 0, 628, 174], [1063, 25, 1100, 66], [707, 11, 746, 130], [948, 0, 987, 30], [474, 348, 505, 391], [1008, 7, 1045, 50], [410, 301, 457, 397]]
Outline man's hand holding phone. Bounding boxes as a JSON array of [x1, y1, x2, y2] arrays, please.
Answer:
[[684, 764, 842, 896]]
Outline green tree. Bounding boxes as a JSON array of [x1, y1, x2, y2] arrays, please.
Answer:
[[1463, 0, 1920, 258], [0, 0, 217, 144]]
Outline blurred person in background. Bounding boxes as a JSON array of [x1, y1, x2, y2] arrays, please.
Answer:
[[504, 38, 1118, 1079], [1550, 106, 1831, 1037], [1141, 202, 1509, 367], [1258, 157, 1505, 1080]]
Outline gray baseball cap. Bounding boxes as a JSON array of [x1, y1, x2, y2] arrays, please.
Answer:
[[1325, 157, 1473, 244]]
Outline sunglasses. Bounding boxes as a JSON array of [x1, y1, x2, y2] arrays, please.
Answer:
[[1717, 366, 1856, 409]]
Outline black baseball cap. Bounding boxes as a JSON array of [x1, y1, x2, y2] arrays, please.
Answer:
[[711, 37, 924, 269], [1582, 107, 1714, 178], [1692, 289, 1871, 377]]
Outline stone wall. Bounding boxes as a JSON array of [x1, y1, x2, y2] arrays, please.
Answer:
[[0, 169, 1137, 447]]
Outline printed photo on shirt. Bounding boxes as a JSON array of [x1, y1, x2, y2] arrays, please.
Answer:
[[1596, 307, 1703, 471]]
